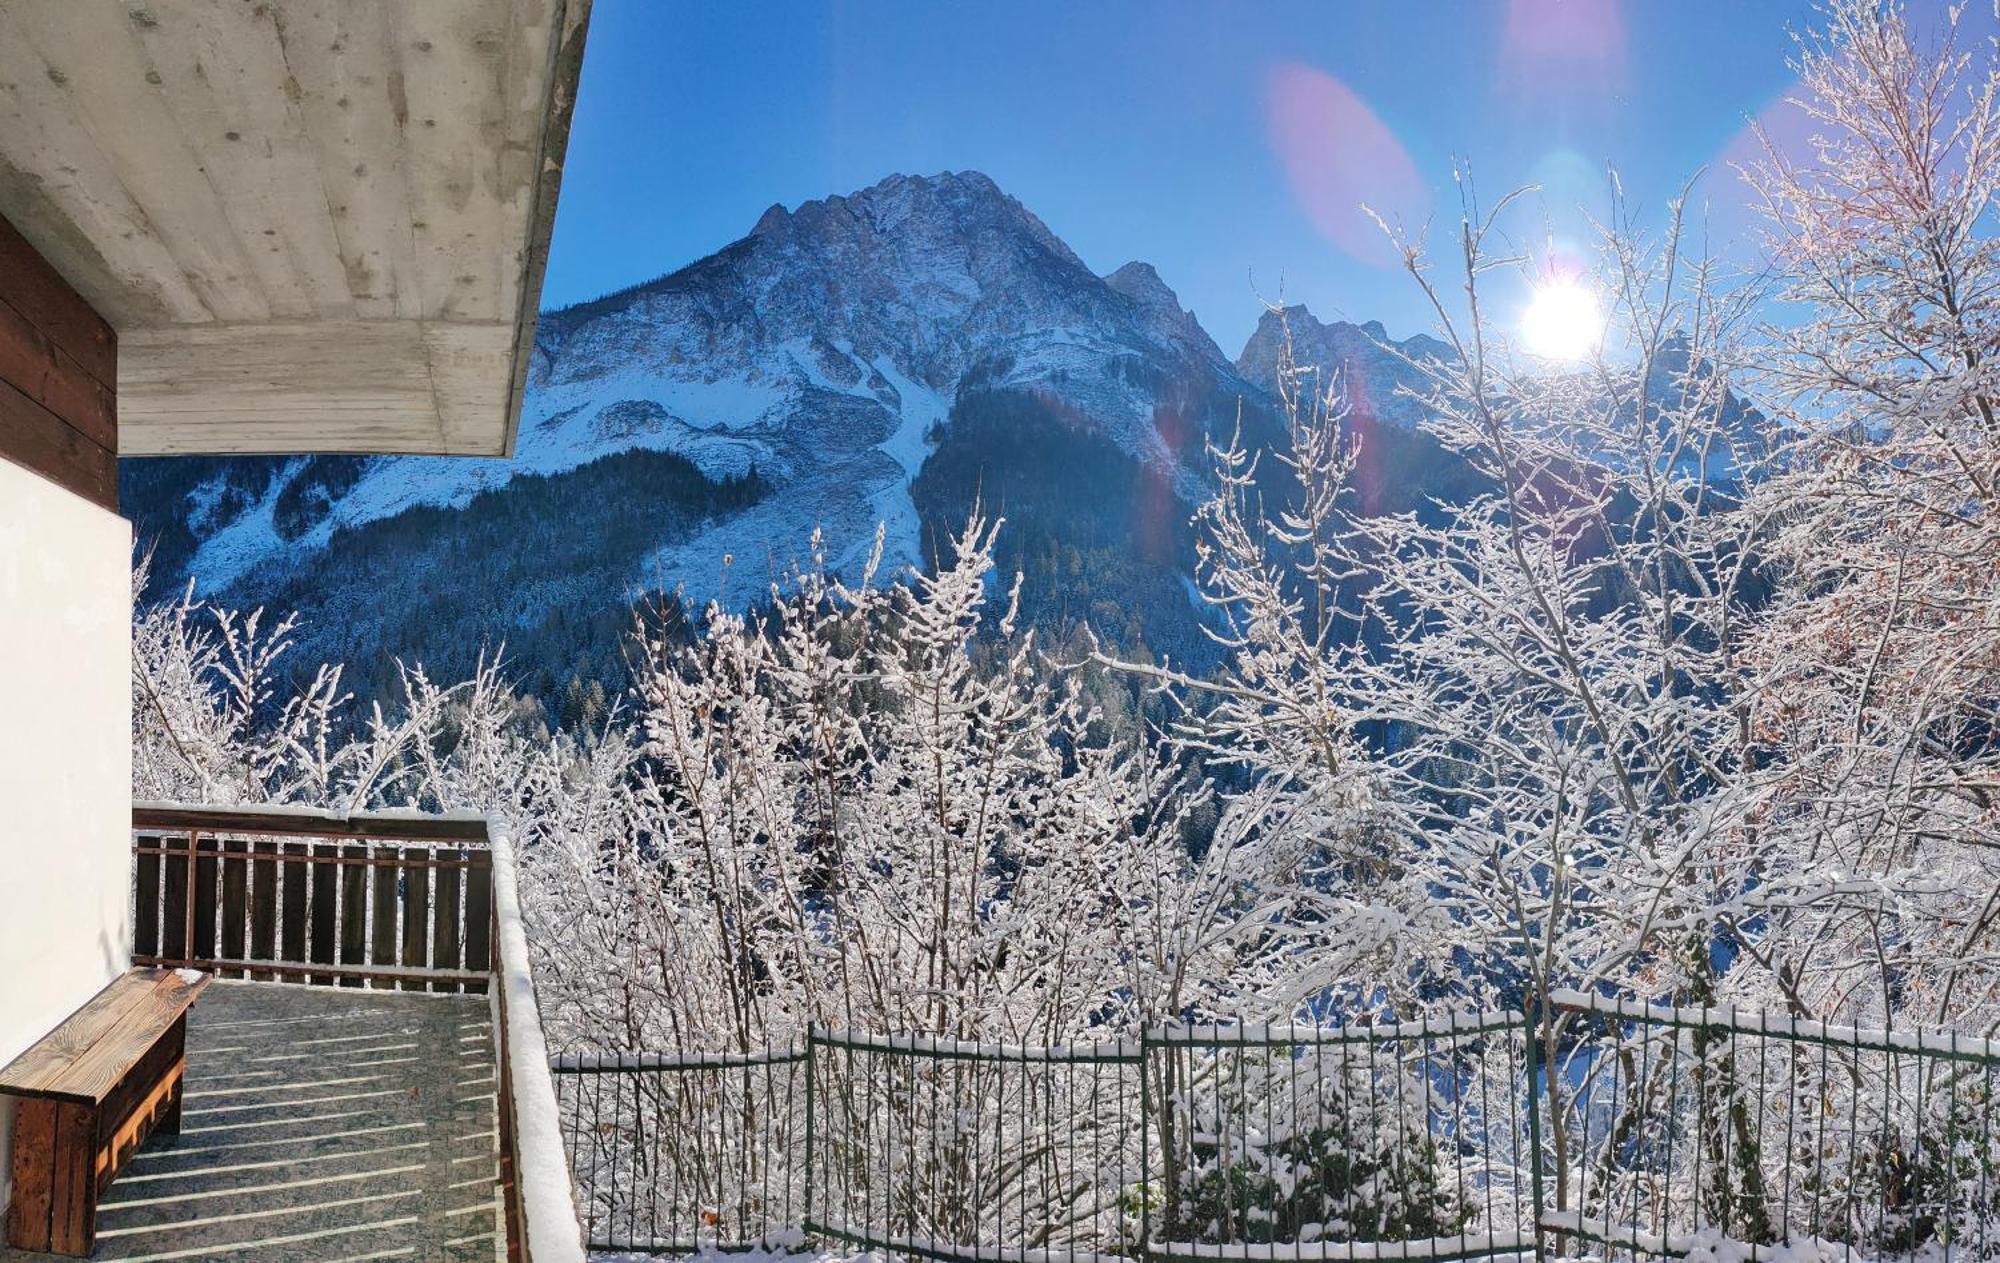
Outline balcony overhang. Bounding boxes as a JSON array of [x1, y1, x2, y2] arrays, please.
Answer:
[[0, 0, 590, 459]]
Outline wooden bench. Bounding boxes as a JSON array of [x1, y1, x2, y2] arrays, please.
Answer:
[[1, 968, 209, 1256]]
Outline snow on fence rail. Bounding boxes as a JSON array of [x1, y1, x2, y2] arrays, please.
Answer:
[[1547, 987, 2000, 1061], [550, 1000, 2000, 1261], [1149, 1010, 1523, 1047], [1139, 1228, 1538, 1262]]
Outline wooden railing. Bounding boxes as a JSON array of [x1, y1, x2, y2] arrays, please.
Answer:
[[131, 802, 494, 991], [128, 803, 586, 1263]]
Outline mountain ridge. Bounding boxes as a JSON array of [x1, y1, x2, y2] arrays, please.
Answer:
[[121, 169, 1451, 706]]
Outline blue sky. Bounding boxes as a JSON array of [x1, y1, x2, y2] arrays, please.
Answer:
[[541, 0, 1827, 353]]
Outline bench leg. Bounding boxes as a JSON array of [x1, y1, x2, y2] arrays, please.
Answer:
[[156, 1071, 185, 1135], [49, 1103, 97, 1257], [5, 1097, 56, 1252], [3, 1098, 97, 1257]]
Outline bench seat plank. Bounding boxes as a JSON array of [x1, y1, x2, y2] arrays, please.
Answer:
[[0, 969, 206, 1104], [0, 978, 161, 1099]]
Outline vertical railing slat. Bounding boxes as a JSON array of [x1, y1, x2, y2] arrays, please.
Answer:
[[464, 851, 493, 997], [249, 839, 277, 966], [160, 837, 188, 965], [133, 838, 161, 960], [308, 842, 337, 985], [433, 846, 463, 994], [371, 847, 399, 984], [401, 844, 431, 991], [191, 837, 219, 967], [219, 836, 247, 978], [339, 843, 368, 988], [279, 841, 307, 982]]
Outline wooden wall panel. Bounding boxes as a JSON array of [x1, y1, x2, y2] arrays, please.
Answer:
[[0, 213, 115, 510]]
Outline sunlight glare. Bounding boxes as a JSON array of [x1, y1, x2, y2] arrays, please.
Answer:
[[1520, 277, 1602, 361]]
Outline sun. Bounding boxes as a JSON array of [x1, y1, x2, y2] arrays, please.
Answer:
[[1520, 277, 1603, 361]]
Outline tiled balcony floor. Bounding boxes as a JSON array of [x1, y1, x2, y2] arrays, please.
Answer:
[[4, 980, 503, 1261]]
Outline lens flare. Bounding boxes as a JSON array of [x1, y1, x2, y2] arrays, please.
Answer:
[[1520, 277, 1602, 361], [1265, 63, 1429, 266], [1500, 0, 1627, 98]]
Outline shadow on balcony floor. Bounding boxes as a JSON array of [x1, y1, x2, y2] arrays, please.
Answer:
[[4, 979, 504, 1262]]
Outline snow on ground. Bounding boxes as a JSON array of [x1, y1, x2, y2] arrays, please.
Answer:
[[183, 346, 902, 600]]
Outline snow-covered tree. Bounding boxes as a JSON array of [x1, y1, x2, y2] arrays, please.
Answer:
[[1732, 0, 2000, 1030]]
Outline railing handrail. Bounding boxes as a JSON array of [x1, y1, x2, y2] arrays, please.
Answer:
[[133, 800, 492, 842], [487, 814, 588, 1263]]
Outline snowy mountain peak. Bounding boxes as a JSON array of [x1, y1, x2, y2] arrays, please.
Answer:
[[1103, 261, 1224, 360], [745, 170, 1086, 277], [1102, 260, 1178, 309]]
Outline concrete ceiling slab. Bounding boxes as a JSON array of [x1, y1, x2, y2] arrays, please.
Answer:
[[0, 0, 590, 457]]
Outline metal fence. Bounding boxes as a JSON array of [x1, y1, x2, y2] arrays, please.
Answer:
[[551, 995, 2000, 1261], [1541, 989, 2000, 1263], [1146, 1013, 1534, 1262], [552, 1046, 808, 1253]]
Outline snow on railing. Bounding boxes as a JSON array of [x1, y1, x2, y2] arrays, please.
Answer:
[[131, 798, 491, 835], [1548, 986, 2000, 1060], [488, 814, 588, 1263]]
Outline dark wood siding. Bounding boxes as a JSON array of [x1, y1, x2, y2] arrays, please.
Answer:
[[0, 214, 115, 510]]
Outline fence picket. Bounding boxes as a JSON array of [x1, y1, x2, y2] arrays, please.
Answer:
[[464, 853, 493, 996], [249, 839, 276, 962], [371, 850, 398, 977], [278, 841, 307, 982], [307, 842, 337, 984], [191, 837, 218, 965], [159, 839, 187, 963]]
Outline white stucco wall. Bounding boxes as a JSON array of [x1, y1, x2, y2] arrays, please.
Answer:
[[0, 459, 133, 1212]]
